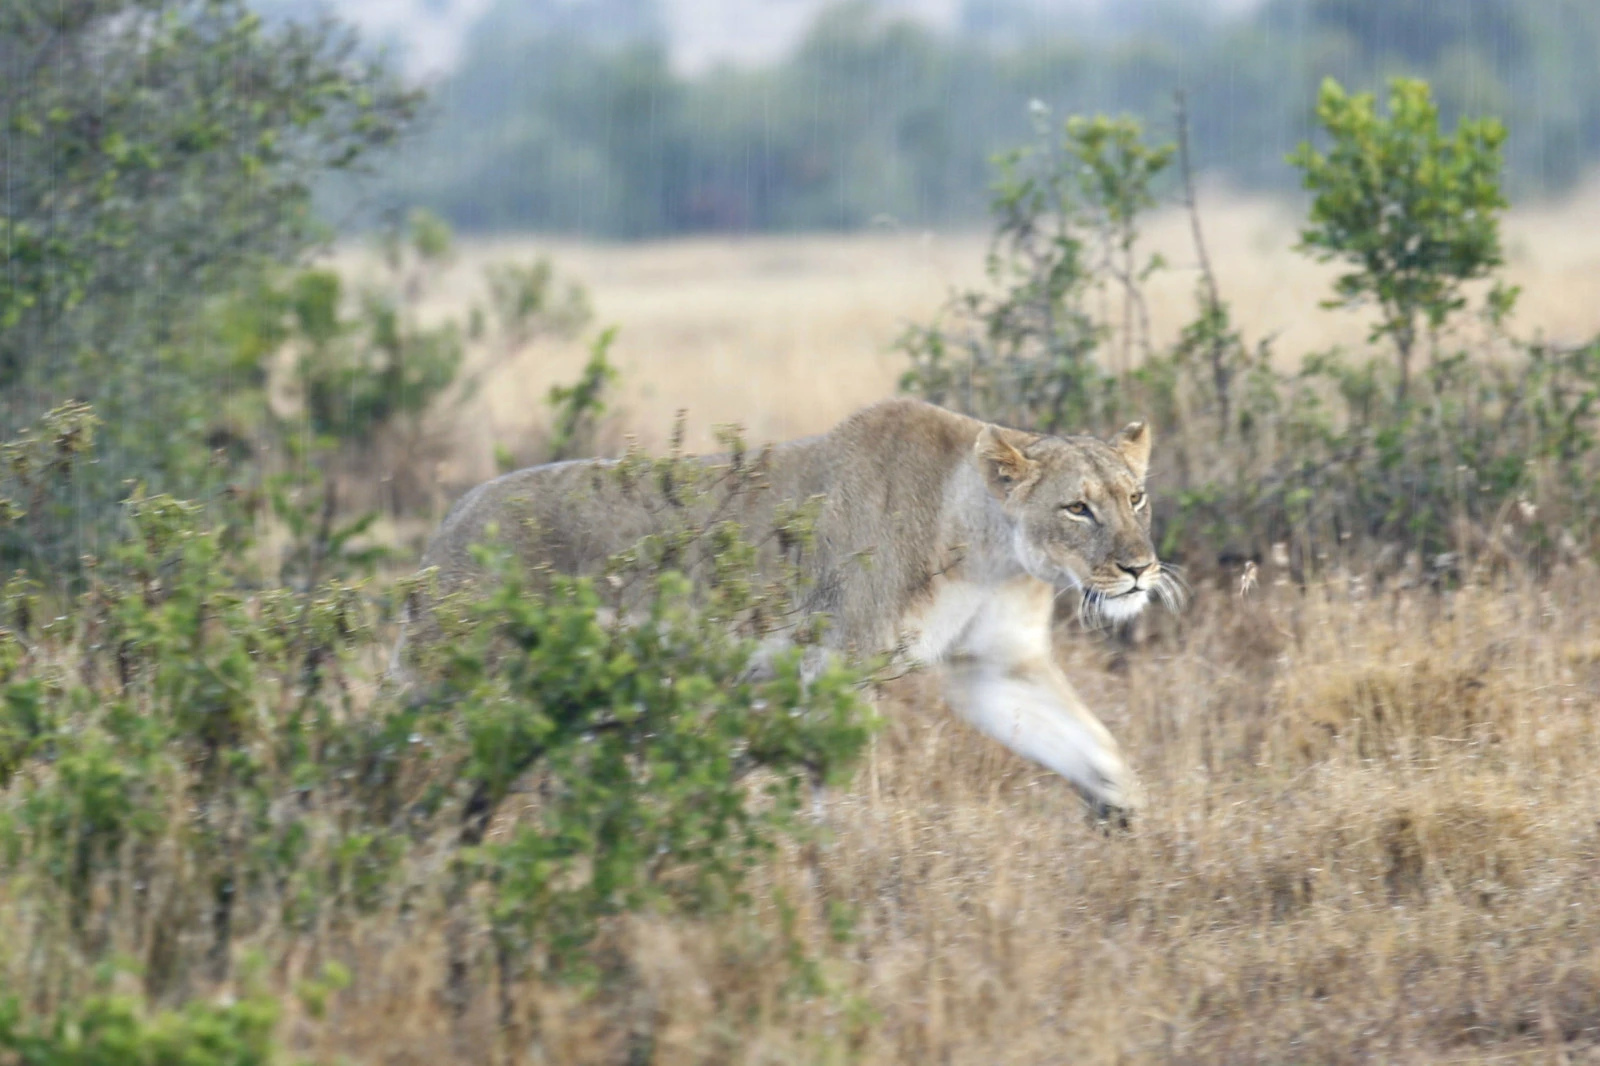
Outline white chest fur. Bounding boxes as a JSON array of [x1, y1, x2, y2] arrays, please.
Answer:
[[901, 577, 1055, 665], [902, 579, 988, 662]]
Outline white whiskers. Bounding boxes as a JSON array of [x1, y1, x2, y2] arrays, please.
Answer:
[[1077, 587, 1107, 629], [1152, 563, 1190, 612]]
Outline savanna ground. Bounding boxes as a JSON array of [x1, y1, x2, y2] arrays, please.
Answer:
[[282, 188, 1600, 1062]]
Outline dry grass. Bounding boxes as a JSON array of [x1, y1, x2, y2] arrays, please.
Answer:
[[13, 569, 1600, 1062], [271, 567, 1600, 1064]]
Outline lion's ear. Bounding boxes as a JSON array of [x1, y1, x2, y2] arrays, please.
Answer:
[[1112, 421, 1151, 481], [974, 425, 1038, 500]]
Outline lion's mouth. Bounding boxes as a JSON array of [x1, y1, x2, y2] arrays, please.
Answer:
[[1075, 567, 1187, 625], [1102, 568, 1188, 615], [1078, 586, 1150, 627]]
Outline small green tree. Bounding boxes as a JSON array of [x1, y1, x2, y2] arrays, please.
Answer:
[[1288, 77, 1515, 403], [290, 212, 469, 449], [439, 551, 872, 980], [1068, 115, 1175, 373], [201, 210, 597, 529], [898, 106, 1171, 434], [0, 992, 281, 1066]]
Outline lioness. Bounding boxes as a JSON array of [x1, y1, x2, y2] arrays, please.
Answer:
[[409, 398, 1177, 819]]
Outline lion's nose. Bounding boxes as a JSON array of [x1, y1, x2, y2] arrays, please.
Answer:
[[1117, 560, 1155, 581]]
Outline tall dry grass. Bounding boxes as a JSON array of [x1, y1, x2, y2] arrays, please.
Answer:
[[236, 564, 1600, 1064]]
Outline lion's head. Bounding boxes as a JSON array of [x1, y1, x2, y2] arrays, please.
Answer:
[[974, 420, 1181, 623]]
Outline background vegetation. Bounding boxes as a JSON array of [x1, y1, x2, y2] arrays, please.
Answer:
[[900, 77, 1600, 579], [380, 0, 1600, 236]]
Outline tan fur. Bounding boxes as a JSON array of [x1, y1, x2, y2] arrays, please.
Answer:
[[409, 398, 1175, 815]]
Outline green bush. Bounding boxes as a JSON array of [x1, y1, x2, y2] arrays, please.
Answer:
[[0, 182, 602, 578], [0, 480, 399, 994], [285, 214, 468, 451], [0, 405, 875, 1043], [433, 549, 872, 979], [0, 992, 279, 1066], [1289, 77, 1516, 403], [546, 328, 620, 462], [0, 0, 419, 573], [900, 87, 1600, 576], [898, 107, 1170, 434], [224, 208, 598, 492], [0, 403, 101, 578]]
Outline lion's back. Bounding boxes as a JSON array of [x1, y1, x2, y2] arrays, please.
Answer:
[[414, 398, 986, 651], [420, 458, 652, 592]]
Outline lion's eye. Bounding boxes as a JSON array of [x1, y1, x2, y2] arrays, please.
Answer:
[[1130, 491, 1146, 510], [1063, 501, 1093, 519]]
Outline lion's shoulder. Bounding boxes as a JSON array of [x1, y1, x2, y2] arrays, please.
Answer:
[[824, 397, 985, 457], [761, 398, 987, 508]]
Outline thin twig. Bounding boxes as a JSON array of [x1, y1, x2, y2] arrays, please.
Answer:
[[1175, 91, 1222, 319], [1175, 90, 1232, 433]]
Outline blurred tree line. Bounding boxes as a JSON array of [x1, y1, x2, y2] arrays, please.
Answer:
[[382, 0, 1600, 237]]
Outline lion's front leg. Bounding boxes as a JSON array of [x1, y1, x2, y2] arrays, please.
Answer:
[[939, 655, 1141, 820], [930, 577, 1142, 820]]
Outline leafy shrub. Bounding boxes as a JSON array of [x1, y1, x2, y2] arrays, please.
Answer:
[[0, 405, 874, 1044], [432, 550, 872, 979], [0, 992, 279, 1066], [1, 483, 399, 994], [0, 0, 419, 573], [1289, 77, 1517, 402], [898, 107, 1170, 435], [900, 85, 1600, 576], [483, 257, 594, 349], [226, 209, 601, 517], [283, 210, 589, 455], [0, 403, 101, 581], [546, 328, 621, 462]]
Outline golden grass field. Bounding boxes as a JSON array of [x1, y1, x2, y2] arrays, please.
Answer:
[[273, 189, 1600, 1062], [334, 181, 1600, 491], [283, 573, 1600, 1064]]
